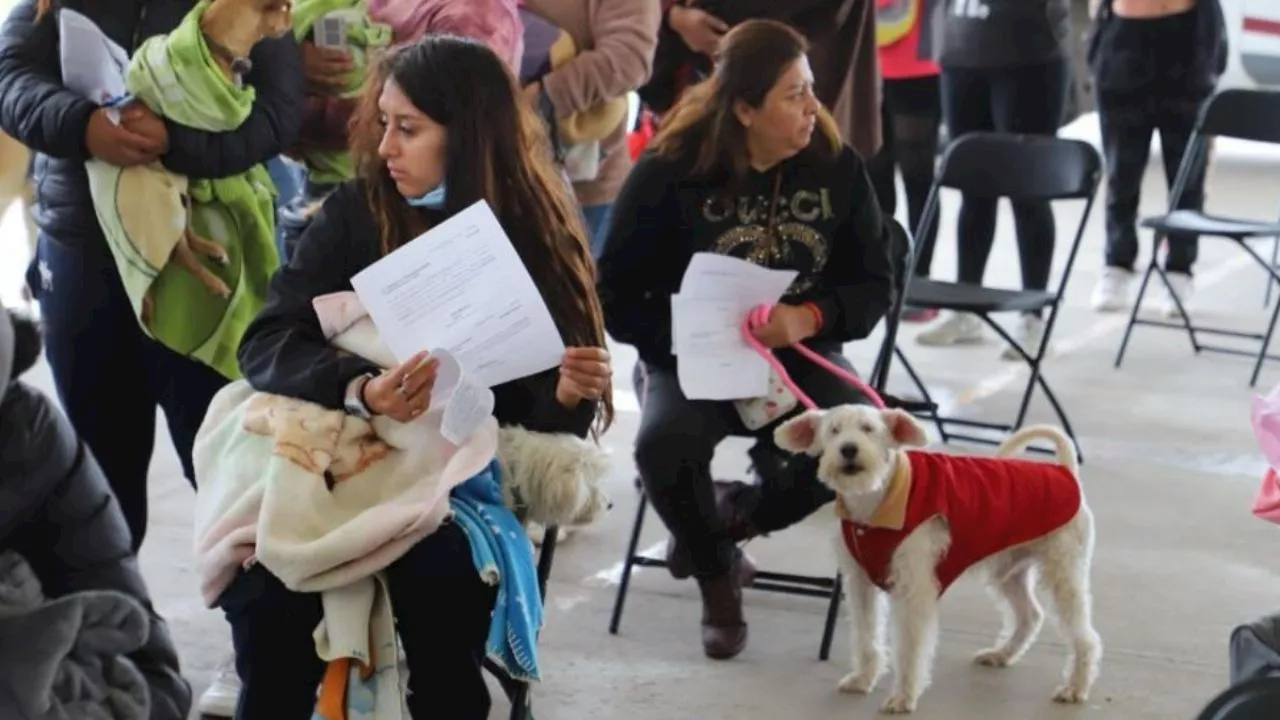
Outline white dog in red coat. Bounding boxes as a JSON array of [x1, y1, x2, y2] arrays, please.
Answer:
[[774, 406, 1101, 714]]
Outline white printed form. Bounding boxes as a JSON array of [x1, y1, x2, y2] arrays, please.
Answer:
[[351, 200, 567, 389], [671, 253, 797, 401]]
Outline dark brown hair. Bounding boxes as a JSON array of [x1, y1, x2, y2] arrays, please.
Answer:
[[650, 18, 842, 182], [349, 35, 612, 434]]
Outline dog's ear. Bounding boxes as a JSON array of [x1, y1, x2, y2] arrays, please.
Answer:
[[882, 408, 928, 448], [773, 410, 824, 455]]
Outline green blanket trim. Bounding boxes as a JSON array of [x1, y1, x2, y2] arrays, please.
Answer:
[[292, 0, 391, 186], [86, 0, 278, 381]]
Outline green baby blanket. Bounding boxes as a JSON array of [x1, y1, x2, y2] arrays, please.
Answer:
[[85, 0, 278, 381]]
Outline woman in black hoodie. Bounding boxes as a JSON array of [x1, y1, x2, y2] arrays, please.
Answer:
[[0, 0, 302, 552], [597, 18, 896, 662]]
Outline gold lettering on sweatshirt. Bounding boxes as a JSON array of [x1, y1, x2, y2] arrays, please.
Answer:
[[701, 187, 836, 294]]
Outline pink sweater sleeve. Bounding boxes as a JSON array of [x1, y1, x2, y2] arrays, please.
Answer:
[[538, 0, 661, 118]]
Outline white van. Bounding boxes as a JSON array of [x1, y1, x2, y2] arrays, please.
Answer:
[[1222, 0, 1280, 89]]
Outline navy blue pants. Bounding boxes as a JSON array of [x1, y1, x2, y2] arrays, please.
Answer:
[[217, 521, 496, 720], [27, 235, 228, 551]]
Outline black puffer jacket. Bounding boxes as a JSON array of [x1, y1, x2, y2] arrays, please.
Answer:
[[0, 310, 191, 720], [0, 0, 303, 251]]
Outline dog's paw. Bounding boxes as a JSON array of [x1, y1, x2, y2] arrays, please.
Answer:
[[1051, 684, 1088, 704], [837, 668, 880, 695], [972, 647, 1013, 668], [879, 693, 917, 714]]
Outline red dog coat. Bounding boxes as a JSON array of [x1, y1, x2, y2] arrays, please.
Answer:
[[837, 450, 1081, 593]]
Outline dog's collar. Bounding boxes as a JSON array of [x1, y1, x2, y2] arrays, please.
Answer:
[[202, 32, 253, 78], [835, 450, 912, 530]]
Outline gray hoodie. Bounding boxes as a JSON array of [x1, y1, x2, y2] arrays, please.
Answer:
[[938, 0, 1071, 69]]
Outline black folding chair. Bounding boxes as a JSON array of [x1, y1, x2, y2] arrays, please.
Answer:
[[484, 525, 559, 720], [887, 133, 1103, 460], [1196, 676, 1280, 720], [1114, 88, 1280, 388], [606, 219, 914, 662]]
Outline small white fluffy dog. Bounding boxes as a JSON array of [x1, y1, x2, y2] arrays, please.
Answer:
[[774, 406, 1101, 714]]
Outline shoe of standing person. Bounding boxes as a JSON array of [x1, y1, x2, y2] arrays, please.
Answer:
[[916, 311, 984, 346], [1090, 266, 1134, 313], [197, 655, 240, 718]]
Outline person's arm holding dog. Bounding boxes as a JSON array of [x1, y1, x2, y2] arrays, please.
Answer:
[[533, 0, 661, 117], [0, 0, 162, 166], [754, 147, 895, 349], [157, 34, 304, 179]]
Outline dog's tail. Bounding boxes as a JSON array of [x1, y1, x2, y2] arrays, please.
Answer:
[[996, 425, 1079, 477]]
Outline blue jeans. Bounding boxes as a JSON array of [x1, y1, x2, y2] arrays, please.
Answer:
[[265, 156, 304, 262], [581, 203, 613, 258]]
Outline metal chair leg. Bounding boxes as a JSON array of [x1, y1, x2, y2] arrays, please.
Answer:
[[506, 682, 529, 720], [1114, 258, 1159, 368], [894, 347, 947, 443], [819, 571, 842, 661], [1266, 235, 1279, 308], [608, 488, 649, 635]]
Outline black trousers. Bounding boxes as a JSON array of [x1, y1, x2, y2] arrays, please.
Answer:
[[633, 349, 869, 577], [1093, 9, 1210, 275], [27, 235, 228, 551], [868, 74, 942, 278], [218, 522, 497, 720], [940, 58, 1069, 297]]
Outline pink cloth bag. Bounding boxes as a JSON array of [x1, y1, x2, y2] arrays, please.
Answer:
[[1250, 385, 1280, 523]]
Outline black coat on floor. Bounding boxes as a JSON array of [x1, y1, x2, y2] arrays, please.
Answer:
[[0, 310, 191, 720]]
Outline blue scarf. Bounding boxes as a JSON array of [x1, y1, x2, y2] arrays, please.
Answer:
[[449, 459, 543, 681]]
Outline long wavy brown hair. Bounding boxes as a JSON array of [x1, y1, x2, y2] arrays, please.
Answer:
[[650, 18, 842, 185], [350, 35, 613, 434]]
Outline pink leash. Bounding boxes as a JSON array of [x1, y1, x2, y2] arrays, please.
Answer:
[[741, 304, 887, 411]]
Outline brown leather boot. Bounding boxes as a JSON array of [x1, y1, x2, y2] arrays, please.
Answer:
[[697, 555, 756, 660], [666, 480, 760, 579]]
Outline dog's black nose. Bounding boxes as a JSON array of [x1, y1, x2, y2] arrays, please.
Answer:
[[839, 443, 858, 461]]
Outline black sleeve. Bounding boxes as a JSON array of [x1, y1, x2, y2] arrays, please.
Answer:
[[0, 0, 98, 160], [806, 148, 895, 343], [493, 368, 597, 439], [596, 152, 677, 363], [160, 34, 304, 179], [237, 185, 380, 410], [4, 385, 192, 720]]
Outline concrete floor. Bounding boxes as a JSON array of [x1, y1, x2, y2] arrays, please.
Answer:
[[8, 118, 1280, 719]]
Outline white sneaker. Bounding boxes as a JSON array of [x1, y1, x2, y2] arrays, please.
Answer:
[[1090, 267, 1134, 313], [1000, 314, 1047, 361], [915, 312, 984, 346], [197, 656, 240, 718], [1159, 272, 1194, 318]]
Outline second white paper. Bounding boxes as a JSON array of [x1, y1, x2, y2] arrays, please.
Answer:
[[429, 349, 494, 445], [671, 293, 771, 401]]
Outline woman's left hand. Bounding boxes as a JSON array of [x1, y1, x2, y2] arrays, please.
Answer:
[[751, 303, 820, 349], [555, 347, 612, 408]]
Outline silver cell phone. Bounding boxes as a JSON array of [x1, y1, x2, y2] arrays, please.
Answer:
[[315, 14, 347, 49]]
